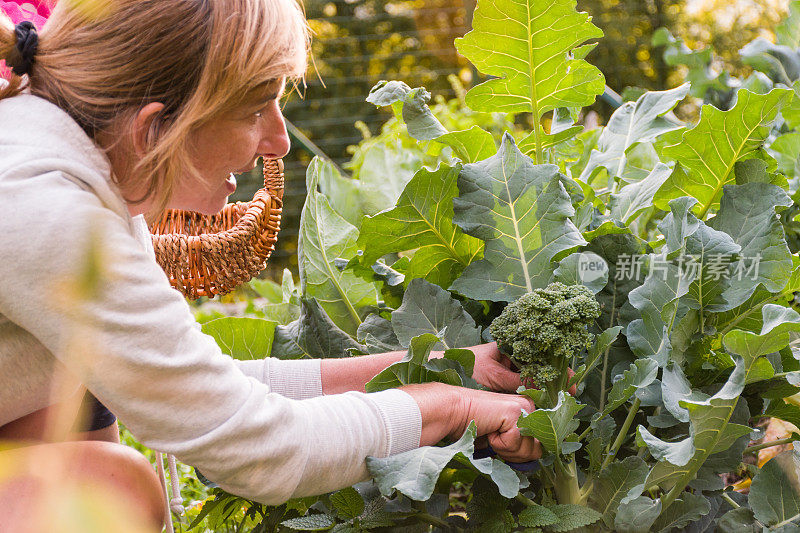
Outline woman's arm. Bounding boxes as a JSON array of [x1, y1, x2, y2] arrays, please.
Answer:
[[321, 343, 524, 394], [320, 349, 406, 394]]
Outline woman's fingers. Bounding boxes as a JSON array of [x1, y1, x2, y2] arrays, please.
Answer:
[[471, 343, 524, 393], [487, 429, 542, 462], [567, 367, 577, 396], [471, 343, 580, 396]]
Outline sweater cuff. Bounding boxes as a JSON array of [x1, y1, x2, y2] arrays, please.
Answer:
[[367, 389, 422, 456], [265, 358, 323, 400], [234, 359, 266, 381]]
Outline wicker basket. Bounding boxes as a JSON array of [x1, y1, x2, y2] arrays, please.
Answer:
[[150, 159, 284, 299]]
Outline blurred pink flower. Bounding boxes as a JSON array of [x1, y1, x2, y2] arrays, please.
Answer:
[[1, 1, 52, 79]]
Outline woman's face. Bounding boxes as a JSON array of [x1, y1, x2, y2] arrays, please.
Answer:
[[168, 79, 291, 214]]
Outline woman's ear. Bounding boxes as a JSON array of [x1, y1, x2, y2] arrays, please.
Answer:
[[131, 102, 166, 157]]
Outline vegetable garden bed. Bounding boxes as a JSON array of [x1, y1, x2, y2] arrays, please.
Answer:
[[185, 0, 800, 530]]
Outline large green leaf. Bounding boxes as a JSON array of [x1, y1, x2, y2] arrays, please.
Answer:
[[651, 491, 711, 533], [451, 135, 586, 301], [365, 333, 476, 392], [517, 391, 582, 456], [717, 508, 761, 533], [660, 363, 710, 423], [609, 163, 673, 225], [357, 163, 483, 290], [580, 85, 688, 182], [201, 317, 276, 360], [749, 447, 800, 528], [626, 254, 692, 366], [723, 304, 800, 359], [552, 251, 609, 294], [639, 343, 768, 498], [356, 314, 402, 353], [316, 150, 416, 229], [589, 456, 649, 529], [654, 88, 792, 219], [367, 422, 518, 500], [676, 206, 741, 313], [390, 278, 480, 350], [626, 196, 740, 364], [614, 496, 661, 533], [272, 299, 365, 359], [708, 183, 793, 310], [602, 358, 658, 416], [716, 258, 800, 335], [454, 0, 605, 161], [300, 159, 378, 336]]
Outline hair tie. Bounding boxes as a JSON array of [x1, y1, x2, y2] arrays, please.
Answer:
[[11, 21, 38, 76]]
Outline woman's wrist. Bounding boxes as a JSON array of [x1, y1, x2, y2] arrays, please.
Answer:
[[399, 383, 464, 446]]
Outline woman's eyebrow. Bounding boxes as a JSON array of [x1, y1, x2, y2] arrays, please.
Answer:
[[262, 82, 287, 102]]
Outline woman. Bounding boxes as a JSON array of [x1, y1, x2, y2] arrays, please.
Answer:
[[0, 0, 541, 530]]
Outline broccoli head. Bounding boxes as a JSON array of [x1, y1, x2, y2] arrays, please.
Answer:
[[489, 282, 601, 387]]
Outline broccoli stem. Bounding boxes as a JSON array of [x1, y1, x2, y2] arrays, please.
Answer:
[[553, 457, 581, 505], [598, 281, 618, 412], [544, 357, 571, 408], [601, 397, 641, 472]]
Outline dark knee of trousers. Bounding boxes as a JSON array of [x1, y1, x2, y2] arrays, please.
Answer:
[[72, 391, 117, 433]]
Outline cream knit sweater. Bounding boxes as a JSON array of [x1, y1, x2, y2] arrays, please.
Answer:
[[0, 93, 421, 503]]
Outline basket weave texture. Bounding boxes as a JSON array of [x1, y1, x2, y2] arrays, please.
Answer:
[[150, 159, 284, 299]]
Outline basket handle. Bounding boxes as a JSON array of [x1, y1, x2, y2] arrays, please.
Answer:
[[262, 158, 284, 201]]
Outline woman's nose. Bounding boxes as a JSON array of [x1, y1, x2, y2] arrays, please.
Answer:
[[259, 103, 291, 159]]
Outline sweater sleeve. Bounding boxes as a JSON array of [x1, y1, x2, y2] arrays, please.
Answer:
[[0, 172, 421, 503], [234, 358, 323, 400]]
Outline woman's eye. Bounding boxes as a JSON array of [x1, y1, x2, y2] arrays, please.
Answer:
[[254, 112, 263, 118]]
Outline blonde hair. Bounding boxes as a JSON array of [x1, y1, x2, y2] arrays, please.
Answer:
[[0, 0, 309, 219]]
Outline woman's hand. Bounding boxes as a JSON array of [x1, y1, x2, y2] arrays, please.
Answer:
[[459, 342, 577, 396], [468, 342, 522, 392], [402, 382, 542, 463]]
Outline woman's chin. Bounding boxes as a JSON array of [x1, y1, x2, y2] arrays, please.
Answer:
[[200, 198, 229, 215]]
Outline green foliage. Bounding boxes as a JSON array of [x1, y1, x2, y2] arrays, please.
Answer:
[[580, 84, 688, 184], [517, 391, 583, 456], [162, 1, 800, 531], [201, 318, 276, 360], [357, 163, 483, 289], [455, 0, 605, 162], [489, 282, 600, 388], [749, 446, 800, 528], [654, 88, 792, 219], [300, 160, 379, 336], [450, 137, 587, 301]]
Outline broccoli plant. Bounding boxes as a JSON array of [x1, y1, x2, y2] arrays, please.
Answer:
[[490, 282, 600, 403], [194, 0, 800, 531]]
